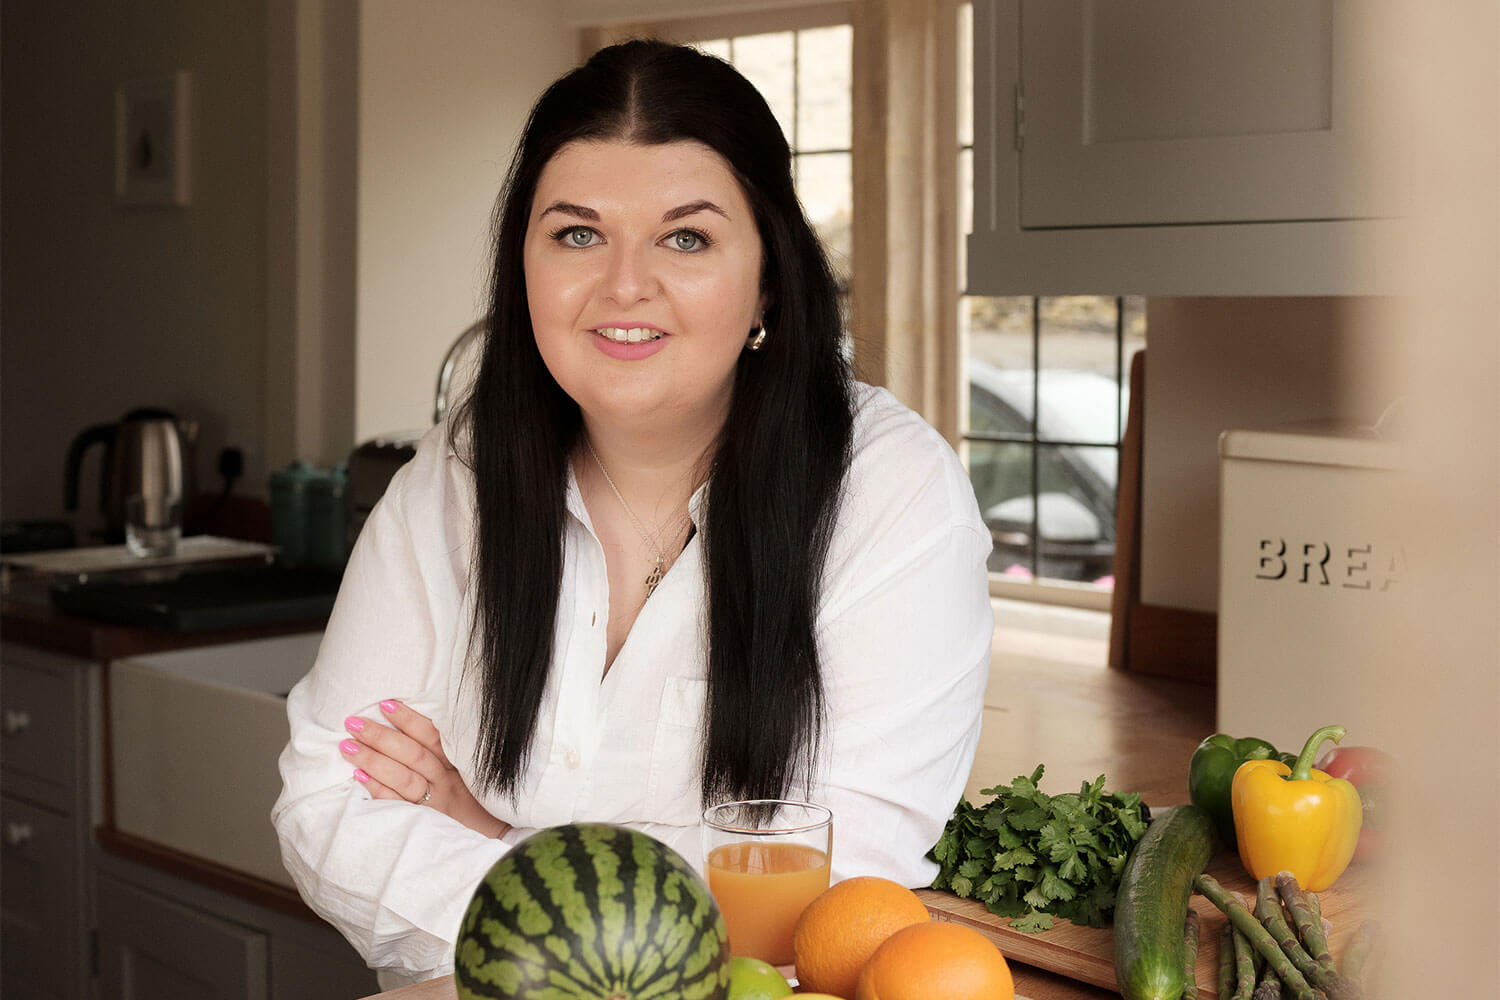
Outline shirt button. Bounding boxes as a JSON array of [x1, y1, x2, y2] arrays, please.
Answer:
[[564, 749, 581, 770]]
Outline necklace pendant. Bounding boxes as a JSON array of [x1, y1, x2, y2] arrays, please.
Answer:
[[645, 561, 664, 597]]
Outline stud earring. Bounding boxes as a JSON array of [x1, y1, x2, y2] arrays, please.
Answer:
[[746, 325, 767, 352]]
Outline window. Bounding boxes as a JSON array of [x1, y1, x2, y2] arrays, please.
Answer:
[[958, 4, 1145, 603], [694, 25, 853, 289]]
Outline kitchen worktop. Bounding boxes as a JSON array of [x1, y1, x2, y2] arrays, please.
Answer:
[[0, 575, 328, 661], [358, 614, 1217, 1000]]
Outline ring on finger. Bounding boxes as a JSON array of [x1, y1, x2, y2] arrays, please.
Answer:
[[419, 781, 432, 805]]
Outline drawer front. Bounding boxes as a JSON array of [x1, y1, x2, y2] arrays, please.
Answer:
[[97, 873, 270, 1000], [0, 795, 77, 997], [0, 656, 77, 790]]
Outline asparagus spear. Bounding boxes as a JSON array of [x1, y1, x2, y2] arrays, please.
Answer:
[[1181, 908, 1202, 1000], [1231, 926, 1258, 1000], [1254, 877, 1321, 981], [1250, 976, 1282, 1000], [1251, 944, 1287, 1000], [1217, 924, 1236, 1000], [1275, 872, 1337, 974], [1194, 875, 1317, 1000], [1271, 873, 1365, 1000]]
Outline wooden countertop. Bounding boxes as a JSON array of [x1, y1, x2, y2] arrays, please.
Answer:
[[360, 620, 1216, 1000]]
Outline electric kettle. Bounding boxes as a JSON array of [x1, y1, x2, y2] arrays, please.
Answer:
[[64, 408, 198, 542]]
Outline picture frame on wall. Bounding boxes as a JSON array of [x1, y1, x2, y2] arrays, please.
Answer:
[[114, 71, 192, 207]]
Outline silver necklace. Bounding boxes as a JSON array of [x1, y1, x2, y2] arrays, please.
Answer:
[[583, 437, 688, 598]]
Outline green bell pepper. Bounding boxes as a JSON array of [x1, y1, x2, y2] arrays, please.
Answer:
[[1187, 733, 1297, 848]]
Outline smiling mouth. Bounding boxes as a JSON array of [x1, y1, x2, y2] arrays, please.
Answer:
[[594, 327, 666, 344]]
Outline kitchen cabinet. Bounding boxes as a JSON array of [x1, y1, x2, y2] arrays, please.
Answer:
[[0, 604, 374, 1000], [0, 644, 100, 1000], [94, 850, 378, 1000], [968, 0, 1401, 295], [97, 871, 270, 1000]]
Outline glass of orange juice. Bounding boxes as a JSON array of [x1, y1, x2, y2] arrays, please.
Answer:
[[701, 799, 833, 966]]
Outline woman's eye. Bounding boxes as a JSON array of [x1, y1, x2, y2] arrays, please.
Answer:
[[668, 229, 708, 252], [554, 226, 598, 247]]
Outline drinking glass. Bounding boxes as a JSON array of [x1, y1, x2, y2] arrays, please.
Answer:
[[125, 492, 181, 558], [701, 799, 832, 966]]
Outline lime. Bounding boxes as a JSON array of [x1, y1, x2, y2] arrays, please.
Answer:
[[726, 956, 794, 1000]]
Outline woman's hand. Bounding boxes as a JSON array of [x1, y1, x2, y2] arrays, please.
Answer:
[[340, 700, 511, 840]]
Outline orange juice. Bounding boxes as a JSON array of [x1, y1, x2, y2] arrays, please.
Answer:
[[706, 840, 831, 965]]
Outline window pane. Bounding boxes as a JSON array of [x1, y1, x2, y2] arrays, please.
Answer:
[[965, 296, 1035, 428], [795, 151, 851, 282], [797, 25, 851, 149], [1037, 296, 1123, 445], [697, 38, 731, 60], [731, 32, 796, 142], [967, 440, 1034, 578], [1036, 444, 1117, 587]]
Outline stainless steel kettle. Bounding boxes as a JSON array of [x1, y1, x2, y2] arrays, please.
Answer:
[[64, 408, 198, 542]]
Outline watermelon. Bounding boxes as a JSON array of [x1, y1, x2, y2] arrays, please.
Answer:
[[455, 823, 731, 1000]]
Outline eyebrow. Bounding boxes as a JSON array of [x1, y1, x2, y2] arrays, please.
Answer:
[[537, 201, 599, 222], [535, 199, 731, 224], [661, 199, 730, 223]]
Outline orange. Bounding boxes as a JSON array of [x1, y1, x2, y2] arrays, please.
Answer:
[[791, 876, 930, 998], [854, 921, 1014, 1000]]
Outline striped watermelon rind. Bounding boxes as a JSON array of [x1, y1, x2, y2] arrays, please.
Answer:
[[455, 822, 731, 1000]]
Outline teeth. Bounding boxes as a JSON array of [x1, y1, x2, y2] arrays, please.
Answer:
[[595, 327, 663, 343]]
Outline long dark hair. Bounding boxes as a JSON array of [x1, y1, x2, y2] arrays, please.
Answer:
[[455, 40, 854, 810]]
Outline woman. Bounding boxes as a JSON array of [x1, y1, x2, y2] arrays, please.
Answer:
[[273, 40, 992, 988]]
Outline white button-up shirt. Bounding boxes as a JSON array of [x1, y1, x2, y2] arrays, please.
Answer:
[[273, 384, 993, 987]]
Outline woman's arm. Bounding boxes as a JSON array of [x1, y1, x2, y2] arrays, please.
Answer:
[[271, 427, 508, 985], [340, 699, 511, 839]]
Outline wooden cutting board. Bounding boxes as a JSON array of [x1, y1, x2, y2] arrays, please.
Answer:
[[917, 851, 1374, 998]]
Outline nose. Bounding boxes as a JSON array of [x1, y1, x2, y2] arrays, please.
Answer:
[[602, 242, 656, 304]]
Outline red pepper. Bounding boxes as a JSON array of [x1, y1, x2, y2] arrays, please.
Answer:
[[1315, 745, 1394, 863]]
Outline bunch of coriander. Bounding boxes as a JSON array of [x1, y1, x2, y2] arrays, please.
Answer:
[[928, 764, 1149, 933]]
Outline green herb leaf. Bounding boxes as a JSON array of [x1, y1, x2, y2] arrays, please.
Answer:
[[927, 766, 1147, 935], [1011, 911, 1055, 934]]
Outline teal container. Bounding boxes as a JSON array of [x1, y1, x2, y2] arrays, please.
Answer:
[[305, 464, 348, 570], [270, 461, 348, 569]]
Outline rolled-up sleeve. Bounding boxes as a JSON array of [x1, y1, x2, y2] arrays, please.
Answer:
[[271, 426, 506, 985], [813, 391, 994, 888]]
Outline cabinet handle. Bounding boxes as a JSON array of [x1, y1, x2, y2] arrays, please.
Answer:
[[2, 708, 30, 736], [4, 822, 33, 848]]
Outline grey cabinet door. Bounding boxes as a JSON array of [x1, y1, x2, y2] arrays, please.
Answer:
[[97, 874, 269, 1000], [1, 795, 74, 999]]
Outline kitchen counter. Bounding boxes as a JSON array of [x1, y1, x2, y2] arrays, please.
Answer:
[[0, 577, 328, 662], [357, 628, 1216, 1000]]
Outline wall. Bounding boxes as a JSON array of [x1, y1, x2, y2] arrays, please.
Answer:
[[1139, 296, 1402, 613], [353, 1, 576, 441], [1, 1, 579, 530], [1, 0, 271, 529]]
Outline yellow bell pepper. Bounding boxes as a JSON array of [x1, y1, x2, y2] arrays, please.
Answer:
[[1231, 724, 1363, 892]]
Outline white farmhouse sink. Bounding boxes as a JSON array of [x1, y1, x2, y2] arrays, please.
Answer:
[[110, 632, 323, 889]]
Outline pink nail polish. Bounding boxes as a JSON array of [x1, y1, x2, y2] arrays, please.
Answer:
[[339, 739, 360, 755], [353, 768, 370, 783], [380, 699, 399, 714], [344, 716, 365, 733]]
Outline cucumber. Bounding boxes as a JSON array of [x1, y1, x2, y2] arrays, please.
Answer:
[[1112, 804, 1217, 1000]]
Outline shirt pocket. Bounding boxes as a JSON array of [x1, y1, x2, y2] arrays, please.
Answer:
[[645, 676, 708, 824]]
